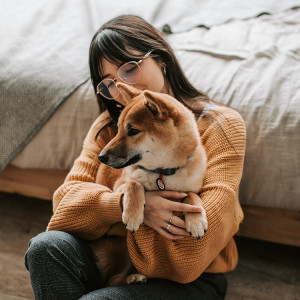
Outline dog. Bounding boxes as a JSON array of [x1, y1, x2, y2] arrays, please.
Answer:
[[90, 82, 208, 286]]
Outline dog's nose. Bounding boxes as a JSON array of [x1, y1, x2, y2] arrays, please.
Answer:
[[98, 152, 109, 164]]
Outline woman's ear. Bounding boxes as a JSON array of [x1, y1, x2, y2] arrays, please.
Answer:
[[116, 82, 142, 104]]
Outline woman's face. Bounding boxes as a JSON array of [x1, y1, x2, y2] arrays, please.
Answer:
[[101, 54, 168, 106]]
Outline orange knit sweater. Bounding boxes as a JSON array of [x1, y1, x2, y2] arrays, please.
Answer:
[[47, 105, 246, 284]]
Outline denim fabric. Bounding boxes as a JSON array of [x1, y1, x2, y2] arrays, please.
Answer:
[[25, 231, 227, 300]]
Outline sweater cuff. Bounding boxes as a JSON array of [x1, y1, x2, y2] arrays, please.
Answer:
[[99, 191, 124, 224]]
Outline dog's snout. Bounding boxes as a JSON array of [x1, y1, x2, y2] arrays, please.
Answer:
[[98, 152, 109, 164]]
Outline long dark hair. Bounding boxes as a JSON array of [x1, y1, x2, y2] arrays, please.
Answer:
[[89, 15, 239, 155], [89, 15, 210, 124]]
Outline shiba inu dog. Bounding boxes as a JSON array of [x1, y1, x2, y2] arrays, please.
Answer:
[[91, 83, 207, 286]]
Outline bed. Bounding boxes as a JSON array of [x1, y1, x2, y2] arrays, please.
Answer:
[[1, 0, 299, 247]]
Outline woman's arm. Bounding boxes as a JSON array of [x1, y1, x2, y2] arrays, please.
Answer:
[[127, 107, 246, 283], [47, 115, 123, 240]]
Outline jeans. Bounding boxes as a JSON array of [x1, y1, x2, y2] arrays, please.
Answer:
[[25, 231, 227, 300]]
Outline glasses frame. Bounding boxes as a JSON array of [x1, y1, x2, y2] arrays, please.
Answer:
[[96, 50, 154, 100]]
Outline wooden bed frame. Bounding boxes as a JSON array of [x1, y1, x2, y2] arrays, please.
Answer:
[[1, 164, 299, 247]]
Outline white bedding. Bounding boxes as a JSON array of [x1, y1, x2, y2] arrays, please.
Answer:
[[168, 8, 300, 210], [9, 6, 300, 210]]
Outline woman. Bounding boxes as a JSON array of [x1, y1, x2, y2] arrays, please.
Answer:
[[25, 15, 246, 299]]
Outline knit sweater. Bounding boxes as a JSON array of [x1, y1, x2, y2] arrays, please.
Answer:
[[47, 104, 246, 284]]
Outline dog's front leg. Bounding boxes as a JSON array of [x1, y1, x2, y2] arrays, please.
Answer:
[[120, 180, 145, 233], [184, 192, 208, 239]]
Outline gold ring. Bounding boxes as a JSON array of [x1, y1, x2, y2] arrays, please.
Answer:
[[166, 223, 172, 231], [169, 215, 174, 224]]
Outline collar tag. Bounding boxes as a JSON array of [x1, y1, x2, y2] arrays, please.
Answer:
[[156, 173, 165, 191]]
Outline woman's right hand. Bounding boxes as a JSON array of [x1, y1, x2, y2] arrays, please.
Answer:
[[143, 190, 203, 240]]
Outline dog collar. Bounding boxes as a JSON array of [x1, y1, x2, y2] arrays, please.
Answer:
[[137, 165, 180, 191], [137, 165, 180, 175]]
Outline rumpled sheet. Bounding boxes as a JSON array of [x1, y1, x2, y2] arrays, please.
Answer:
[[1, 0, 299, 172], [168, 8, 300, 210]]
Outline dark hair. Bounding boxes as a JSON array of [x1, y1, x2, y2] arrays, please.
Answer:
[[89, 14, 210, 124], [89, 15, 239, 155]]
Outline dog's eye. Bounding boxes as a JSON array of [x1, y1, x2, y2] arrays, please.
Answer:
[[128, 127, 141, 137]]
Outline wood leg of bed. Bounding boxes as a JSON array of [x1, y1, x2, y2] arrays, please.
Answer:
[[1, 165, 299, 247], [238, 205, 300, 247], [0, 165, 68, 201]]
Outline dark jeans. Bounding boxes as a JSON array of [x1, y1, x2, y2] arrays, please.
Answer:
[[25, 231, 227, 300]]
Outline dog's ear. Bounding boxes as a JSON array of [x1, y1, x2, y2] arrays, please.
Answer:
[[143, 91, 168, 119], [116, 83, 142, 104]]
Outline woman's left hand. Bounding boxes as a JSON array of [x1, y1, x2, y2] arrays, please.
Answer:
[[143, 190, 202, 240]]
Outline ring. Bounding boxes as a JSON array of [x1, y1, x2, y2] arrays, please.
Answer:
[[166, 223, 172, 231], [169, 214, 174, 224]]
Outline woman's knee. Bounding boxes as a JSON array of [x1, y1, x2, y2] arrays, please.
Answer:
[[80, 286, 130, 300], [24, 231, 76, 269]]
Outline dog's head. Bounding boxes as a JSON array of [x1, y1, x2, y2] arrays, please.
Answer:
[[98, 83, 200, 169]]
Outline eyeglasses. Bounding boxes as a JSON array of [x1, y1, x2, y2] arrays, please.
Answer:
[[96, 50, 153, 100]]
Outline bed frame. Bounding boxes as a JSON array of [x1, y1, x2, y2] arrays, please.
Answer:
[[1, 164, 299, 247]]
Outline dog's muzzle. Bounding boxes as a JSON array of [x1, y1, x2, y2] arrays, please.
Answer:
[[98, 151, 142, 169], [98, 152, 110, 165]]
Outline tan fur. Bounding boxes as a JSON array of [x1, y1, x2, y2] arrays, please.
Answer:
[[91, 83, 207, 286], [89, 236, 132, 286]]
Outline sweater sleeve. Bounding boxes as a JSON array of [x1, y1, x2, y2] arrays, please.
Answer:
[[46, 115, 123, 240], [127, 107, 246, 283]]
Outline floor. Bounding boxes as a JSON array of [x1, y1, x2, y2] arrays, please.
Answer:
[[0, 192, 299, 300]]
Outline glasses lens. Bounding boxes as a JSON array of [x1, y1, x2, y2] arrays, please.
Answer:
[[118, 62, 141, 84], [97, 79, 119, 99]]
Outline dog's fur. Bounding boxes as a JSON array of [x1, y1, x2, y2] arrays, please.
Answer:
[[90, 83, 207, 286]]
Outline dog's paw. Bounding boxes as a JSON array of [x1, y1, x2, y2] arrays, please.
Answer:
[[185, 210, 208, 240], [122, 210, 144, 233], [126, 273, 147, 285]]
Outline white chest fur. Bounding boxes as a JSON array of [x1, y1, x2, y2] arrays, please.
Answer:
[[123, 146, 206, 194]]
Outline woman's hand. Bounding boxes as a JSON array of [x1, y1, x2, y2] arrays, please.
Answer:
[[144, 190, 202, 240]]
